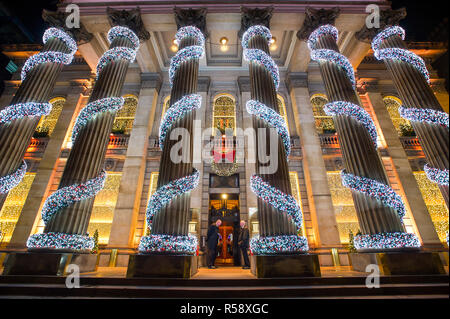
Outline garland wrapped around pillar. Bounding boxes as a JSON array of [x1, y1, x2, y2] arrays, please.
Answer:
[[138, 25, 204, 254], [371, 26, 449, 208], [0, 28, 77, 206], [27, 26, 140, 251], [307, 25, 420, 251], [242, 25, 308, 255]]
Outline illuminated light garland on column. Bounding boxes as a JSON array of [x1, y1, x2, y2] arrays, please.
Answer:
[[159, 94, 202, 149], [40, 170, 107, 225], [108, 26, 140, 50], [341, 170, 406, 221], [424, 164, 449, 187], [139, 234, 198, 254], [243, 25, 308, 255], [169, 46, 204, 86], [21, 27, 77, 81], [308, 25, 356, 89], [310, 49, 356, 89], [250, 175, 303, 231], [27, 232, 94, 251], [324, 101, 378, 146], [246, 100, 291, 156], [242, 25, 272, 49], [372, 26, 430, 84], [72, 97, 125, 141], [139, 26, 204, 254], [0, 161, 27, 194], [243, 49, 280, 89], [354, 232, 421, 250], [399, 106, 449, 186], [250, 235, 309, 255], [0, 102, 51, 125]]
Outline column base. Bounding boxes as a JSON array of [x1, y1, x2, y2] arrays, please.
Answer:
[[126, 254, 198, 279], [2, 252, 99, 276], [251, 254, 321, 278], [349, 251, 446, 275]]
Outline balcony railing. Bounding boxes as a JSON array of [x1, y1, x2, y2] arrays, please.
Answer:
[[319, 134, 340, 148], [399, 136, 422, 150]]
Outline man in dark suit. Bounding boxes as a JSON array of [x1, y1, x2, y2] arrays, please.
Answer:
[[206, 219, 222, 269], [238, 220, 250, 269]]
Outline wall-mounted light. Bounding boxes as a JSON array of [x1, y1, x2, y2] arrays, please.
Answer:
[[171, 39, 179, 52], [269, 37, 277, 51], [220, 37, 229, 52]]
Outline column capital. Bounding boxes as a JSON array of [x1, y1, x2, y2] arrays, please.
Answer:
[[141, 72, 162, 92], [355, 7, 407, 43], [238, 6, 274, 38], [238, 76, 251, 93], [42, 9, 94, 45], [296, 7, 340, 41], [107, 7, 151, 41], [174, 7, 208, 37], [286, 72, 308, 92]]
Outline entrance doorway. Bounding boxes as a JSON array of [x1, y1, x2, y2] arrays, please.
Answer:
[[209, 193, 240, 266]]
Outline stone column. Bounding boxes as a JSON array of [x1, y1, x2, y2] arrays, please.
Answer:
[[299, 10, 416, 251], [107, 73, 161, 251], [27, 9, 149, 250], [8, 84, 88, 250], [287, 73, 342, 250], [240, 7, 300, 245], [372, 28, 449, 208], [0, 25, 83, 210], [149, 9, 207, 239], [366, 90, 442, 248]]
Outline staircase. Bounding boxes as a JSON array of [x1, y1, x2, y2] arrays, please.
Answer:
[[0, 275, 448, 298]]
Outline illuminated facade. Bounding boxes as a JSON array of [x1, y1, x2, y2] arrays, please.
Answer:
[[0, 1, 448, 272]]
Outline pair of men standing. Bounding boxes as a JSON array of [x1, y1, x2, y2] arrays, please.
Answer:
[[206, 220, 250, 269]]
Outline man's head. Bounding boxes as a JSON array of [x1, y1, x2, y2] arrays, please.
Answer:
[[216, 219, 222, 227], [240, 220, 246, 228]]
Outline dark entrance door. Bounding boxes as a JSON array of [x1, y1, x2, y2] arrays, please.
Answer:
[[209, 193, 240, 266]]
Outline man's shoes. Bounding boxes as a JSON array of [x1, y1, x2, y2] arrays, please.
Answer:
[[242, 266, 250, 269], [208, 266, 216, 269]]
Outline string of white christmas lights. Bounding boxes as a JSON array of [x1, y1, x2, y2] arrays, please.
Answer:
[[140, 26, 205, 254], [243, 25, 308, 254]]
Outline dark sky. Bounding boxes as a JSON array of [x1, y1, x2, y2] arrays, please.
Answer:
[[1, 0, 448, 43]]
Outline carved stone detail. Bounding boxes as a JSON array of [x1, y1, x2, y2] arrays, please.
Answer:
[[107, 7, 150, 41], [174, 7, 208, 37], [297, 7, 340, 41], [238, 7, 273, 38], [42, 9, 93, 45], [355, 7, 407, 42]]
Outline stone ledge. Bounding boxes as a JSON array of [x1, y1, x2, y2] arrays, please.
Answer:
[[127, 254, 198, 279], [251, 254, 321, 278]]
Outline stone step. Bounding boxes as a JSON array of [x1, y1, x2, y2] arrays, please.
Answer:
[[0, 274, 448, 287], [0, 282, 448, 298]]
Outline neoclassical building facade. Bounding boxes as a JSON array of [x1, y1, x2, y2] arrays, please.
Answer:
[[0, 1, 448, 275]]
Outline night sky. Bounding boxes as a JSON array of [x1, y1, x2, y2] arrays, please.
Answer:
[[0, 0, 448, 43]]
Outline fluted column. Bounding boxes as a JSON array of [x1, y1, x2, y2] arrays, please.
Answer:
[[373, 27, 449, 208], [26, 24, 143, 251], [0, 28, 77, 209], [305, 24, 420, 251]]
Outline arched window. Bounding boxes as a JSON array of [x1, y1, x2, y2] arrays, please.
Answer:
[[414, 172, 449, 244], [112, 95, 138, 135], [0, 173, 36, 245], [383, 96, 415, 137], [212, 94, 236, 135], [277, 95, 289, 134], [35, 97, 65, 137], [311, 94, 335, 134]]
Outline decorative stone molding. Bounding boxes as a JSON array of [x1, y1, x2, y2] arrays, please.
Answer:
[[42, 9, 93, 45], [286, 72, 308, 92], [355, 7, 407, 42], [107, 7, 150, 41], [296, 7, 340, 41], [237, 76, 251, 92], [174, 7, 208, 37], [198, 76, 211, 93], [238, 7, 273, 38], [141, 72, 162, 91]]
